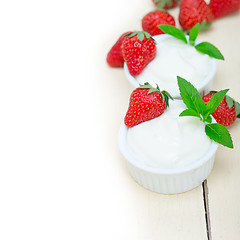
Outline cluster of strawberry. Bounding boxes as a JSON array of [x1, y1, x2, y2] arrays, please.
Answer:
[[107, 0, 240, 70], [124, 83, 240, 129], [106, 0, 240, 130], [153, 0, 240, 30]]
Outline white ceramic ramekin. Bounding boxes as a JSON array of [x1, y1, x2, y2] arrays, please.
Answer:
[[124, 34, 217, 99], [118, 121, 218, 194]]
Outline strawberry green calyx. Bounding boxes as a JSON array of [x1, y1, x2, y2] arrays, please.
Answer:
[[225, 95, 240, 118], [138, 82, 159, 93], [198, 20, 211, 31], [138, 82, 173, 108], [158, 24, 224, 60], [161, 90, 173, 108], [153, 0, 180, 9], [125, 31, 155, 42]]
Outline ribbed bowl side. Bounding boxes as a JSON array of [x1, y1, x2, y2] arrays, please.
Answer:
[[126, 155, 215, 194]]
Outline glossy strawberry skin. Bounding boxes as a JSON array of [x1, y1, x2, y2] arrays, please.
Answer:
[[179, 0, 214, 30], [209, 0, 240, 19], [142, 10, 176, 36], [124, 88, 165, 127], [152, 0, 179, 9], [202, 92, 237, 126], [122, 34, 156, 76], [106, 32, 131, 67]]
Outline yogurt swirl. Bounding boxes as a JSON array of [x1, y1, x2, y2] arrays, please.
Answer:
[[135, 35, 213, 95], [127, 100, 212, 169]]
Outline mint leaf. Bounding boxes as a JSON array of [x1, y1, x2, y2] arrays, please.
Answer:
[[205, 89, 229, 117], [205, 115, 212, 124], [195, 42, 224, 60], [158, 25, 187, 44], [177, 76, 206, 117], [189, 23, 200, 46], [205, 123, 233, 148], [179, 109, 200, 118]]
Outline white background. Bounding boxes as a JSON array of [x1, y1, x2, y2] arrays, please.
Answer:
[[0, 1, 240, 239]]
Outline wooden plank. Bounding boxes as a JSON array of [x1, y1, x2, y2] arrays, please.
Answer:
[[207, 123, 240, 240], [202, 12, 240, 240]]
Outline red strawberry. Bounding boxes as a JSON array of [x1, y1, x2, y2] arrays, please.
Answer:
[[209, 0, 240, 19], [179, 0, 214, 30], [152, 0, 180, 9], [142, 10, 176, 36], [124, 83, 173, 127], [202, 92, 240, 126], [106, 31, 131, 67], [122, 31, 156, 76]]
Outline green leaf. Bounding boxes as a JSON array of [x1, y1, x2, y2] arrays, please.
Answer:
[[158, 25, 187, 44], [225, 95, 234, 108], [157, 0, 166, 8], [137, 31, 144, 41], [199, 20, 211, 31], [177, 76, 206, 116], [189, 23, 200, 46], [205, 115, 212, 124], [205, 89, 229, 117], [195, 42, 224, 60], [179, 109, 200, 118], [127, 32, 138, 38], [205, 123, 233, 148], [234, 101, 240, 117], [144, 32, 151, 39], [138, 82, 158, 94], [161, 90, 173, 100], [161, 90, 173, 108]]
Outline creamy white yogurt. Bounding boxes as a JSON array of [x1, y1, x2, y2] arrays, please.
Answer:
[[135, 35, 213, 95], [126, 100, 212, 169]]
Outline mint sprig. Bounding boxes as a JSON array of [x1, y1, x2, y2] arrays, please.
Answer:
[[158, 24, 224, 60], [177, 76, 233, 148]]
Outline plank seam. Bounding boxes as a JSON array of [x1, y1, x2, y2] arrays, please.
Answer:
[[202, 179, 212, 240]]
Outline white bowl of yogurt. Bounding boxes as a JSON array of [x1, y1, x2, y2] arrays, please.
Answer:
[[118, 100, 218, 194], [124, 34, 217, 99]]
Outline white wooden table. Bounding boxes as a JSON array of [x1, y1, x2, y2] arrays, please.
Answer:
[[94, 2, 240, 240], [0, 1, 239, 239]]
